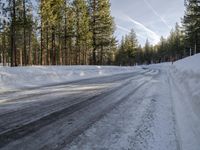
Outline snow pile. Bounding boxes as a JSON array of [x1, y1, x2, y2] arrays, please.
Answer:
[[175, 53, 200, 74], [172, 53, 200, 117], [0, 66, 138, 92]]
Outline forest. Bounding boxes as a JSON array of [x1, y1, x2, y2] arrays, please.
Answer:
[[0, 0, 199, 67]]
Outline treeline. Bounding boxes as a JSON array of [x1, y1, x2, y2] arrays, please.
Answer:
[[116, 0, 200, 65], [116, 23, 184, 65], [0, 0, 116, 66], [0, 0, 199, 67]]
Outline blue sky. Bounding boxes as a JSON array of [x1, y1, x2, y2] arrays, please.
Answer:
[[0, 0, 185, 46], [110, 0, 185, 46]]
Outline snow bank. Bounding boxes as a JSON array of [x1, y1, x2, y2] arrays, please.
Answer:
[[0, 66, 138, 92], [175, 53, 200, 74], [172, 54, 200, 118]]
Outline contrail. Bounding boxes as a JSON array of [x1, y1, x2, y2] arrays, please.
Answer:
[[125, 15, 160, 44], [143, 0, 172, 30], [117, 24, 146, 39], [116, 25, 130, 33]]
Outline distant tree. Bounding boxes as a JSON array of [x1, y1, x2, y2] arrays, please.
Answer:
[[116, 29, 138, 65], [144, 39, 151, 64]]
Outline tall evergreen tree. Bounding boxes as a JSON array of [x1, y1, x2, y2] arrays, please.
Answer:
[[97, 0, 114, 65], [116, 29, 138, 65], [9, 0, 17, 66], [88, 0, 115, 65], [0, 0, 117, 66], [73, 0, 91, 65], [183, 0, 200, 54], [144, 39, 151, 64], [40, 0, 64, 65]]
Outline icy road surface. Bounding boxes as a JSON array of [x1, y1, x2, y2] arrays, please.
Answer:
[[0, 67, 199, 150]]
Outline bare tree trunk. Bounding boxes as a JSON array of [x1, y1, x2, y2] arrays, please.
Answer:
[[11, 0, 17, 67], [2, 33, 6, 66], [40, 0, 44, 65], [0, 34, 2, 65], [18, 48, 22, 66], [52, 28, 56, 65], [100, 44, 103, 65], [92, 0, 97, 65], [23, 0, 27, 66], [35, 46, 38, 65], [58, 30, 62, 65], [64, 0, 68, 65], [194, 32, 197, 55], [69, 39, 72, 65], [28, 30, 32, 65], [84, 44, 88, 65], [83, 45, 86, 65], [41, 23, 43, 65], [46, 27, 49, 65]]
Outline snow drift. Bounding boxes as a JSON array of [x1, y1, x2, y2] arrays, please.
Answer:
[[172, 53, 200, 118], [0, 66, 138, 92]]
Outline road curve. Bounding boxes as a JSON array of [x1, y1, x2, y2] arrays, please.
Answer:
[[0, 68, 159, 150]]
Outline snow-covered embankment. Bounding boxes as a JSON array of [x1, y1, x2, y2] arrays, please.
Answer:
[[0, 66, 138, 92], [172, 54, 200, 115], [170, 54, 200, 150]]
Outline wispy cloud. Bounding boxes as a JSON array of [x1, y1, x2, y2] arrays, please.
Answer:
[[143, 0, 172, 30], [116, 25, 130, 33], [124, 15, 160, 44], [116, 24, 146, 40]]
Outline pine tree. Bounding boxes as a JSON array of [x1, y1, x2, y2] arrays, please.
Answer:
[[97, 0, 114, 65], [65, 4, 75, 65], [144, 39, 151, 64], [88, 0, 115, 65], [0, 0, 6, 65], [73, 0, 91, 65], [0, 0, 117, 66], [88, 0, 97, 64], [183, 0, 200, 54], [63, 0, 68, 65], [40, 0, 64, 65], [116, 36, 125, 65], [116, 29, 138, 65], [22, 0, 26, 65], [9, 0, 17, 66]]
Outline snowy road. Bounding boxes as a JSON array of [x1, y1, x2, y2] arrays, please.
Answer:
[[0, 66, 199, 150]]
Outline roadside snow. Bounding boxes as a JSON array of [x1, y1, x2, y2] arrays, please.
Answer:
[[0, 54, 199, 149], [172, 54, 200, 117], [170, 54, 200, 150], [0, 66, 139, 92], [175, 53, 200, 73]]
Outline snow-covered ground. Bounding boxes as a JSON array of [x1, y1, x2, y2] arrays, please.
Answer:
[[0, 66, 139, 92], [172, 54, 200, 108], [170, 54, 200, 150], [65, 54, 200, 150], [172, 54, 200, 115], [174, 53, 200, 73], [0, 54, 199, 150]]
